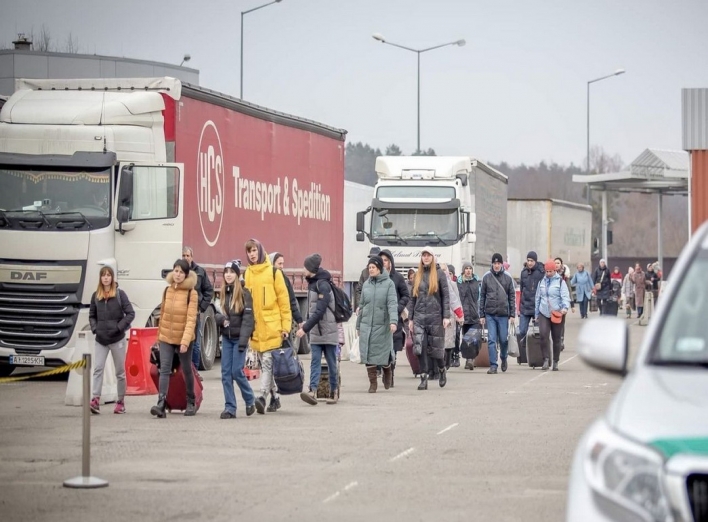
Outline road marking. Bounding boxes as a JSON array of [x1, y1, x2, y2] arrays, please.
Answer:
[[344, 481, 358, 491], [389, 447, 415, 462], [322, 481, 359, 504], [437, 423, 459, 435], [520, 354, 580, 386], [322, 491, 340, 504]]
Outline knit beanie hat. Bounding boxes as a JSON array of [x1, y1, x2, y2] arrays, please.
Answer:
[[544, 259, 556, 271], [368, 256, 384, 273], [526, 251, 538, 262], [304, 253, 322, 273], [492, 253, 503, 264], [462, 262, 473, 271], [224, 260, 241, 277]]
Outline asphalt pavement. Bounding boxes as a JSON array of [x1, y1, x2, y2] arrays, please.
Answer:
[[0, 314, 647, 522]]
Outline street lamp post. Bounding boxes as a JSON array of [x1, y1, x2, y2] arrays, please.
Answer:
[[241, 0, 283, 100], [372, 33, 465, 153]]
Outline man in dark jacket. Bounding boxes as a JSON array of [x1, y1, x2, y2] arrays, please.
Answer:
[[378, 249, 410, 386], [355, 246, 381, 312], [518, 251, 544, 357], [297, 254, 340, 405], [182, 247, 214, 375], [593, 259, 611, 315], [458, 261, 481, 370], [480, 253, 516, 374]]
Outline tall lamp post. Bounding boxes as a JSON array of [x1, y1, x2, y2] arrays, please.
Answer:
[[241, 0, 283, 99], [372, 33, 465, 153], [586, 68, 625, 262]]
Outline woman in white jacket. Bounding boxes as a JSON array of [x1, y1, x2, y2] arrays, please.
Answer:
[[621, 267, 635, 319]]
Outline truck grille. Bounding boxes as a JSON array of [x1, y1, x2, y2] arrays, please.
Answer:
[[688, 474, 708, 522], [0, 291, 79, 352]]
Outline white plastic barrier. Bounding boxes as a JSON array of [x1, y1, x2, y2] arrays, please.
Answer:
[[65, 331, 118, 406]]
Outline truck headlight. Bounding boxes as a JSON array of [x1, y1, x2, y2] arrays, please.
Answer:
[[584, 420, 671, 521]]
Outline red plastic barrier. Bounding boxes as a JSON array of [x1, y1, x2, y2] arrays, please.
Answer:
[[125, 327, 159, 396]]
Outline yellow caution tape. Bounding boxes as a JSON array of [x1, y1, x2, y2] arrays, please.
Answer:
[[0, 358, 86, 384]]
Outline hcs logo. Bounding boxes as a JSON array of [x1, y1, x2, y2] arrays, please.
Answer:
[[197, 121, 224, 247]]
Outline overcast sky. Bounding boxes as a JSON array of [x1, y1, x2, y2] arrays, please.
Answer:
[[3, 0, 707, 167]]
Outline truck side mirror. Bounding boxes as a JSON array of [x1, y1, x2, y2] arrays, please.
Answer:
[[118, 165, 134, 207], [117, 205, 131, 235], [356, 211, 365, 233], [356, 232, 365, 242]]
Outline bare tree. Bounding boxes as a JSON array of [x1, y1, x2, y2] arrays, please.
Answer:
[[62, 32, 79, 53], [35, 24, 52, 52]]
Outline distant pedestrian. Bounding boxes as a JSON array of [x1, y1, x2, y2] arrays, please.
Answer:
[[611, 266, 623, 282], [407, 247, 451, 390], [647, 263, 662, 304], [378, 250, 410, 387], [297, 254, 340, 405], [355, 246, 381, 312], [243, 239, 292, 414], [88, 266, 135, 415], [270, 252, 304, 346], [215, 261, 255, 419], [150, 259, 199, 418], [355, 256, 398, 393], [554, 257, 574, 351], [534, 260, 570, 371], [441, 263, 464, 369], [570, 263, 593, 319], [518, 251, 544, 353], [480, 253, 516, 374], [182, 247, 214, 379], [593, 259, 611, 314], [622, 267, 635, 319], [631, 263, 647, 317], [458, 261, 482, 370]]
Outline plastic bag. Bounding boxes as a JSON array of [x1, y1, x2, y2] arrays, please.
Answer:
[[507, 322, 520, 357], [349, 337, 361, 364]]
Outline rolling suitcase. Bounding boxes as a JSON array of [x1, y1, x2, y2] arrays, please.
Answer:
[[603, 300, 619, 316], [590, 295, 598, 313], [405, 332, 421, 376], [525, 323, 544, 369], [149, 362, 204, 412]]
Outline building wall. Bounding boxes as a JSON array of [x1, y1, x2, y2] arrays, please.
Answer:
[[0, 50, 199, 96]]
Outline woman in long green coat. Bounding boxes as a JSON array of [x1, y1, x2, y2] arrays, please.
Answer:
[[356, 256, 398, 393]]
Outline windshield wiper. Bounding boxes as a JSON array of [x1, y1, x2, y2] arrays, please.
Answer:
[[405, 232, 449, 246], [374, 232, 408, 245], [650, 359, 708, 368], [52, 211, 92, 230], [6, 208, 52, 228]]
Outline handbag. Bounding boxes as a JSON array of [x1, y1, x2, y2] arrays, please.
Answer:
[[546, 279, 564, 324], [507, 322, 520, 357], [272, 339, 304, 395], [594, 270, 605, 291]]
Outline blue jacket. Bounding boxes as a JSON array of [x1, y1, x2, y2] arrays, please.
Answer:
[[535, 274, 571, 319], [570, 270, 593, 301]]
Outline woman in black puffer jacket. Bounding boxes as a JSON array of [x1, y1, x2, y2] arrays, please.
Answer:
[[88, 266, 135, 415], [407, 247, 450, 390], [215, 261, 255, 419]]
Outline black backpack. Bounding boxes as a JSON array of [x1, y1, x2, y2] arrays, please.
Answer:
[[318, 280, 353, 323]]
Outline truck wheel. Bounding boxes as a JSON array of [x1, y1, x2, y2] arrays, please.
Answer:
[[199, 308, 218, 371], [0, 364, 14, 378]]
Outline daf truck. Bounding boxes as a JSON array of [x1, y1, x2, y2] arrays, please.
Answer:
[[355, 156, 508, 277], [0, 77, 346, 376]]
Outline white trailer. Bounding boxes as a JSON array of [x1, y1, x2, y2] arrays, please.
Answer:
[[506, 199, 592, 277], [343, 180, 374, 287]]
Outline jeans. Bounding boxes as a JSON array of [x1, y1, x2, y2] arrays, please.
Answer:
[[537, 314, 563, 362], [220, 336, 255, 414], [191, 315, 202, 368], [158, 341, 195, 400], [309, 344, 338, 393], [486, 314, 509, 369], [257, 351, 278, 399], [518, 314, 533, 339], [578, 296, 589, 318], [92, 339, 127, 400]]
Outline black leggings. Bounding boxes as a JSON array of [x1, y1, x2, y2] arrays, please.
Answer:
[[537, 314, 563, 363], [158, 341, 195, 400]]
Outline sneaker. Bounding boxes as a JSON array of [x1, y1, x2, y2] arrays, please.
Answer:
[[326, 390, 339, 404], [113, 400, 126, 414], [501, 358, 508, 372], [300, 389, 318, 406], [273, 396, 281, 410], [464, 359, 475, 370], [487, 367, 498, 374], [90, 397, 100, 415], [266, 396, 278, 413], [220, 410, 236, 419], [255, 396, 266, 414], [245, 403, 256, 416]]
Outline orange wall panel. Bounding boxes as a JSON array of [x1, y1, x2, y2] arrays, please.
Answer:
[[692, 150, 708, 232]]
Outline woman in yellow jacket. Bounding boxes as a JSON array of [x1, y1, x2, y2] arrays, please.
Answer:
[[243, 239, 292, 414], [150, 259, 199, 418]]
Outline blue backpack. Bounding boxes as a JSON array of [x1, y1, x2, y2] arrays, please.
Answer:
[[272, 340, 304, 395]]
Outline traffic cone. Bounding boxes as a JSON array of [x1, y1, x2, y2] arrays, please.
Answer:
[[65, 331, 118, 406], [125, 328, 159, 395]]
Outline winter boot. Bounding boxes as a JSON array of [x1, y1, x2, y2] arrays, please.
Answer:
[[267, 395, 279, 412], [465, 358, 475, 370], [417, 374, 428, 390], [552, 360, 559, 371], [382, 364, 393, 390], [542, 358, 550, 371], [367, 366, 378, 393], [150, 395, 166, 418], [439, 367, 447, 388], [452, 353, 460, 368], [390, 364, 395, 388], [184, 398, 196, 416]]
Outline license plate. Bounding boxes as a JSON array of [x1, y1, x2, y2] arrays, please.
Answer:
[[9, 355, 45, 366]]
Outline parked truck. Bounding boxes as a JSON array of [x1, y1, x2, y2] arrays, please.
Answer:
[[343, 180, 374, 291], [0, 77, 346, 376], [355, 156, 508, 277], [506, 199, 592, 278]]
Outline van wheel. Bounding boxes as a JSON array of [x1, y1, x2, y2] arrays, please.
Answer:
[[199, 308, 218, 371]]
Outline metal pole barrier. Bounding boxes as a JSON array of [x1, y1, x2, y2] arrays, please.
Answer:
[[64, 352, 108, 488]]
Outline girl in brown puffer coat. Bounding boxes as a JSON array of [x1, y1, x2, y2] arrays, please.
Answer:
[[150, 259, 199, 418]]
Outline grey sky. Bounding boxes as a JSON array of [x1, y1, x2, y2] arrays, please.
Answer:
[[3, 0, 707, 167]]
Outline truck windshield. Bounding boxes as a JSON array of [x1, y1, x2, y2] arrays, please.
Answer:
[[371, 208, 458, 244], [0, 168, 111, 230]]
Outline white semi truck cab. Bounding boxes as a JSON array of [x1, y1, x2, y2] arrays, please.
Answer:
[[355, 156, 508, 276]]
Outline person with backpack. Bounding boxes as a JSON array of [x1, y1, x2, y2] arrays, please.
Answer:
[[593, 259, 611, 315], [244, 239, 292, 414], [407, 247, 451, 390], [297, 254, 341, 405], [458, 262, 482, 370], [181, 247, 214, 379], [150, 259, 199, 418], [88, 266, 135, 414], [270, 252, 304, 336], [479, 253, 516, 374], [215, 261, 255, 419], [517, 252, 544, 363], [534, 259, 571, 371], [356, 256, 398, 393]]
